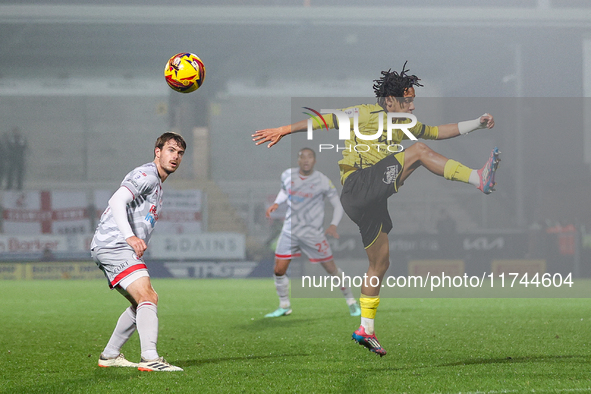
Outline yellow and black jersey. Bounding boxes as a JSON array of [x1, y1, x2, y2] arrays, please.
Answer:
[[319, 103, 439, 184]]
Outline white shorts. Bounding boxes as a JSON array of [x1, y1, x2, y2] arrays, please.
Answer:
[[91, 246, 149, 290], [275, 230, 334, 263]]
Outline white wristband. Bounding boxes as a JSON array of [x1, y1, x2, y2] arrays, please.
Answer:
[[458, 113, 488, 135]]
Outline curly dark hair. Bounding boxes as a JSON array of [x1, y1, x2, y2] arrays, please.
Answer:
[[373, 61, 423, 108]]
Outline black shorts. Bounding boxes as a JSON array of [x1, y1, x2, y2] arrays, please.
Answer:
[[340, 152, 405, 249]]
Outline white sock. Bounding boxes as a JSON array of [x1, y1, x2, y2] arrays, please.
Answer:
[[136, 301, 159, 361], [102, 306, 137, 358], [330, 267, 356, 305], [274, 274, 290, 309], [468, 170, 480, 187], [361, 317, 375, 335]]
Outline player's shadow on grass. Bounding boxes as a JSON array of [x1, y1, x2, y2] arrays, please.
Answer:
[[177, 352, 310, 368], [356, 354, 591, 373], [435, 354, 589, 368], [327, 354, 591, 394]]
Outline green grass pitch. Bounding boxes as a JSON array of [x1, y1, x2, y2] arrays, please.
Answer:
[[1, 278, 590, 393]]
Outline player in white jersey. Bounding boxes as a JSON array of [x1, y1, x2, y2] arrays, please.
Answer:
[[91, 132, 185, 372], [265, 148, 361, 318]]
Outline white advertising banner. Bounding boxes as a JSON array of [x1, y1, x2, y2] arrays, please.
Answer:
[[148, 232, 245, 260], [156, 189, 203, 234], [2, 190, 90, 235]]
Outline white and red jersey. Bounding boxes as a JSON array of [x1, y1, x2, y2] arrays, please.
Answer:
[[279, 168, 338, 236], [91, 162, 163, 249]]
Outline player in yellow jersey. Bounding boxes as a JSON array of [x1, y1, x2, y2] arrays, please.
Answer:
[[252, 63, 499, 357]]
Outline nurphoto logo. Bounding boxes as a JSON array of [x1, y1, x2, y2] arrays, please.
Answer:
[[303, 107, 418, 153]]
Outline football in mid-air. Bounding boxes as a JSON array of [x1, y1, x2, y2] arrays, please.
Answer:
[[164, 53, 206, 93]]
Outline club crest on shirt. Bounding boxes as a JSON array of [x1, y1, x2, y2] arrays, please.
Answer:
[[344, 107, 360, 118], [383, 165, 399, 185], [133, 172, 147, 180]]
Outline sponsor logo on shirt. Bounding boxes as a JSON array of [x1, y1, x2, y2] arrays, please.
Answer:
[[145, 204, 159, 227]]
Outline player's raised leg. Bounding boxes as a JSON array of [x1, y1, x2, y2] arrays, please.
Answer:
[[399, 142, 500, 194], [265, 258, 293, 317], [320, 260, 361, 316], [443, 147, 501, 193], [474, 147, 500, 194]]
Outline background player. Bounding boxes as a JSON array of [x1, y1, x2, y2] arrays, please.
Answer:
[[92, 132, 185, 371], [265, 147, 361, 318], [253, 63, 499, 356]]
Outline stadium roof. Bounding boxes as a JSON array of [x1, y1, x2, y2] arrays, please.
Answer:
[[1, 4, 591, 28]]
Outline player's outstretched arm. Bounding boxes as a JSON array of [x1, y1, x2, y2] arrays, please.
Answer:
[[252, 119, 308, 148], [437, 113, 494, 140]]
